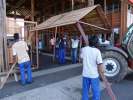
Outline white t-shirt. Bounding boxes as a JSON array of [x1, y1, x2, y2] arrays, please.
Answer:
[[38, 41, 42, 49], [50, 38, 55, 46], [71, 39, 79, 48], [12, 40, 30, 64], [80, 46, 103, 78]]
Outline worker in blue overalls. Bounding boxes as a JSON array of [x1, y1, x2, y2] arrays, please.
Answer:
[[58, 36, 67, 64]]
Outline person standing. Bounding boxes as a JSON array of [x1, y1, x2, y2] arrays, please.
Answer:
[[38, 39, 43, 53], [58, 37, 66, 64], [80, 36, 105, 100], [50, 35, 55, 51], [12, 33, 32, 85], [71, 36, 79, 64], [55, 35, 60, 61]]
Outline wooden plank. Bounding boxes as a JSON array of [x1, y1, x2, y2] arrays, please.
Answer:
[[76, 22, 89, 45], [31, 0, 35, 21], [104, 0, 107, 15], [0, 63, 16, 89], [78, 21, 109, 31], [120, 0, 128, 43], [96, 6, 111, 28], [0, 0, 6, 73]]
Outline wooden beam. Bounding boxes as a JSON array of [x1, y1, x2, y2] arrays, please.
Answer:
[[76, 22, 89, 45], [78, 21, 109, 31], [120, 0, 128, 43], [61, 0, 65, 13], [88, 0, 94, 7], [96, 7, 111, 29], [0, 0, 6, 78], [104, 0, 107, 15], [72, 0, 74, 10], [31, 0, 35, 21]]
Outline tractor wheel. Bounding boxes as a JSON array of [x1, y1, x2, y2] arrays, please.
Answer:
[[102, 51, 128, 82]]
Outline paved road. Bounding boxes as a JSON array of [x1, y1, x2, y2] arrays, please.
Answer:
[[0, 64, 133, 100]]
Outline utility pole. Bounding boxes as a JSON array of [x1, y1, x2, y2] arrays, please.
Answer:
[[0, 0, 6, 74]]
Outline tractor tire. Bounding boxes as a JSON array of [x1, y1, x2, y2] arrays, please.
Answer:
[[102, 51, 128, 82]]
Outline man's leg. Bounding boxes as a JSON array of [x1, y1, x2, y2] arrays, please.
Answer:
[[72, 48, 74, 63], [19, 63, 26, 85], [63, 48, 66, 63], [55, 48, 58, 59], [26, 61, 32, 83], [58, 48, 61, 63], [82, 77, 90, 100], [74, 48, 77, 63], [91, 78, 100, 100], [61, 49, 64, 64]]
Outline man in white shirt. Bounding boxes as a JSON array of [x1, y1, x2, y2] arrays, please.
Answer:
[[80, 36, 104, 100], [71, 36, 79, 63], [12, 33, 32, 85]]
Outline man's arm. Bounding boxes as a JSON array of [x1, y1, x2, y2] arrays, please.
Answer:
[[12, 46, 17, 64], [98, 64, 106, 81]]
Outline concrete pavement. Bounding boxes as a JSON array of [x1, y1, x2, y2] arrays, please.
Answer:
[[0, 62, 133, 100], [1, 75, 106, 100]]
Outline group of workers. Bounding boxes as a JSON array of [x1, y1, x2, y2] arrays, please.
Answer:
[[50, 34, 80, 64], [12, 32, 108, 100]]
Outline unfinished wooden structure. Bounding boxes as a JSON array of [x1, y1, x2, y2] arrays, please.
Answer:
[[34, 5, 111, 60], [5, 0, 133, 44]]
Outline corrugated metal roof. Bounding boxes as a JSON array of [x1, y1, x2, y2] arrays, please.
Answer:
[[36, 5, 99, 30]]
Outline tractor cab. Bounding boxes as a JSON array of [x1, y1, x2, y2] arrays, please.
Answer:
[[122, 24, 133, 59]]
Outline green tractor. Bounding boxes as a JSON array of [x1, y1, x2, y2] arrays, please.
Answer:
[[102, 24, 133, 82]]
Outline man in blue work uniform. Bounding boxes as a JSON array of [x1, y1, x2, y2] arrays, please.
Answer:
[[12, 33, 32, 85], [58, 36, 67, 64], [80, 36, 104, 100]]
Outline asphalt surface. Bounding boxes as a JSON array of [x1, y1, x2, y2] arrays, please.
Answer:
[[0, 66, 82, 99], [101, 73, 133, 100], [1, 67, 133, 100], [0, 54, 133, 100]]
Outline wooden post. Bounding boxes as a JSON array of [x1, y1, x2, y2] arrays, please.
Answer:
[[35, 21, 39, 69], [88, 0, 94, 7], [61, 1, 65, 13], [0, 0, 6, 73], [31, 0, 35, 21], [76, 22, 88, 45], [53, 27, 58, 62], [120, 0, 128, 43], [72, 0, 74, 10], [104, 0, 107, 15]]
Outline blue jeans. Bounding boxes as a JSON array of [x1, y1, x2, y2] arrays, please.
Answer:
[[82, 77, 100, 100], [71, 48, 78, 64], [19, 61, 32, 85], [55, 48, 59, 59], [59, 48, 65, 64]]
